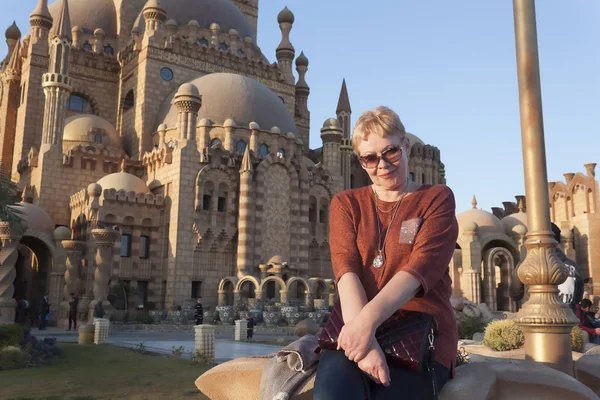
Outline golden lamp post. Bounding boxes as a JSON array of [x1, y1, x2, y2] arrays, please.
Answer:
[[512, 0, 579, 375]]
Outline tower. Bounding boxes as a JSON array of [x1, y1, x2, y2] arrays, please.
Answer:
[[320, 118, 343, 192], [41, 0, 72, 147], [0, 39, 22, 174], [236, 145, 255, 278], [276, 7, 295, 84], [294, 52, 310, 153], [336, 79, 353, 190]]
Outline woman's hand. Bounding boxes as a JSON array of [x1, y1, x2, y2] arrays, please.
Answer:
[[337, 317, 375, 362], [357, 342, 390, 386]]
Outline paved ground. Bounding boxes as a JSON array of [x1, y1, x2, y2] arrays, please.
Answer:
[[34, 327, 296, 363]]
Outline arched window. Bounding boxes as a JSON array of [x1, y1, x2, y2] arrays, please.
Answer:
[[67, 94, 90, 113], [259, 143, 269, 157], [199, 38, 209, 46], [219, 43, 229, 51], [210, 138, 222, 148], [236, 140, 246, 154], [123, 90, 134, 111], [82, 42, 93, 52], [277, 148, 285, 158], [94, 134, 103, 144], [104, 45, 114, 56], [409, 172, 415, 182]]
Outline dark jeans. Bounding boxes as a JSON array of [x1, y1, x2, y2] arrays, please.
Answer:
[[314, 350, 449, 400], [247, 328, 254, 339], [195, 319, 203, 325], [68, 313, 77, 330], [38, 314, 47, 330]]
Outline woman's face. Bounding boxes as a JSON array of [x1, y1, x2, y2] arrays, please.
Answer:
[[356, 133, 409, 192]]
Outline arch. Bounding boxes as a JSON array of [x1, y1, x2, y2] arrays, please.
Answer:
[[123, 90, 135, 111], [258, 275, 286, 294], [259, 143, 269, 157], [218, 276, 239, 292], [235, 275, 260, 292], [235, 140, 247, 154], [483, 246, 515, 312], [210, 138, 222, 148], [286, 276, 310, 293]]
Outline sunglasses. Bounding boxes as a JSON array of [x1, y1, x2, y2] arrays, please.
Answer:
[[359, 146, 403, 169]]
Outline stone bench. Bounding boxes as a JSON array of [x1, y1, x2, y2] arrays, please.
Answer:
[[195, 356, 600, 400]]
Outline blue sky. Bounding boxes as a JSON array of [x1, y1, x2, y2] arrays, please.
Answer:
[[1, 1, 598, 213]]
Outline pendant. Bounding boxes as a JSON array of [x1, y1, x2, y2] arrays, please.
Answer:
[[373, 252, 384, 269]]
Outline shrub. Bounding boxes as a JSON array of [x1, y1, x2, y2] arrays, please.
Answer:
[[482, 320, 525, 351], [0, 346, 28, 370], [457, 316, 486, 340], [0, 324, 24, 348], [571, 326, 585, 353]]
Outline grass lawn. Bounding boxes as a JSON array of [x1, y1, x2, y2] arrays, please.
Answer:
[[0, 343, 210, 400]]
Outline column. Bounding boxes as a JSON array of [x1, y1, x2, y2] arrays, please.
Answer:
[[89, 228, 119, 321], [0, 222, 20, 325], [234, 319, 248, 342], [195, 324, 215, 363]]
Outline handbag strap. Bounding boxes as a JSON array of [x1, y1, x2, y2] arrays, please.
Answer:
[[426, 327, 438, 400]]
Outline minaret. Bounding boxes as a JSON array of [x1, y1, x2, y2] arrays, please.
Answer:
[[236, 145, 255, 278], [41, 0, 72, 147], [276, 7, 295, 83], [0, 40, 22, 173], [294, 51, 310, 153], [29, 0, 53, 44], [142, 0, 167, 46], [173, 83, 202, 143], [320, 118, 343, 192], [336, 79, 353, 190]]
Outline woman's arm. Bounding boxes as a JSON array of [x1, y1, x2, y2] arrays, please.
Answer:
[[338, 272, 369, 322]]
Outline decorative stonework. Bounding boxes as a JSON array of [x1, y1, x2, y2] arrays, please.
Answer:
[[89, 229, 119, 320], [262, 164, 291, 261], [0, 222, 21, 325], [61, 240, 85, 301]]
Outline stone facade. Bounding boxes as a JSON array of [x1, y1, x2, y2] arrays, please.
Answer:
[[0, 0, 446, 324]]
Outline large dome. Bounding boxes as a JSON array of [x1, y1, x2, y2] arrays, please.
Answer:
[[157, 73, 298, 135], [97, 172, 151, 194], [8, 202, 54, 234], [63, 114, 122, 152], [133, 0, 254, 40], [49, 0, 117, 37], [406, 132, 424, 146], [457, 208, 504, 236]]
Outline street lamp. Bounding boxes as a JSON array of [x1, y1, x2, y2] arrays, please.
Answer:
[[512, 0, 579, 375]]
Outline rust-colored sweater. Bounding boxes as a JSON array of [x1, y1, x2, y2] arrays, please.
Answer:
[[329, 184, 459, 373]]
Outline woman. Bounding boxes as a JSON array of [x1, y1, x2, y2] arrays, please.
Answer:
[[314, 106, 458, 400]]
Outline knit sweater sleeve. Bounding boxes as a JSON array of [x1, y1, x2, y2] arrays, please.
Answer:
[[329, 193, 362, 282], [401, 186, 459, 295]]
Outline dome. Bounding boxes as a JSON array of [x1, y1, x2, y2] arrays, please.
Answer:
[[406, 132, 424, 146], [8, 202, 54, 234], [296, 51, 309, 67], [277, 7, 295, 25], [49, 0, 117, 37], [457, 208, 504, 236], [63, 114, 123, 152], [97, 172, 151, 194], [268, 255, 284, 265], [5, 21, 21, 40], [133, 0, 254, 40], [157, 73, 298, 135], [53, 226, 71, 241], [502, 211, 528, 235]]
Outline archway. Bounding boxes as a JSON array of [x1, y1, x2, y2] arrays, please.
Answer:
[[483, 246, 516, 312], [286, 277, 310, 306], [259, 275, 286, 303], [13, 235, 54, 322]]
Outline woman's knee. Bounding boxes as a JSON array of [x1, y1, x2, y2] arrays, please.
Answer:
[[314, 351, 367, 400]]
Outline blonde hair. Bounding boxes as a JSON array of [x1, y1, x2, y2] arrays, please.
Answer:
[[351, 106, 406, 153]]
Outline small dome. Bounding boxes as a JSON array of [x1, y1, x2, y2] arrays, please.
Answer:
[[296, 51, 308, 67], [176, 83, 200, 98], [97, 172, 151, 194], [94, 28, 105, 37], [268, 255, 284, 265], [322, 118, 340, 129], [249, 121, 260, 130], [270, 126, 280, 134], [277, 7, 295, 24], [223, 119, 236, 128], [157, 73, 298, 135], [63, 114, 123, 152], [188, 20, 200, 27], [87, 183, 102, 195], [166, 19, 178, 27], [502, 211, 528, 235], [462, 221, 477, 233], [228, 28, 238, 36], [457, 208, 504, 236], [406, 132, 424, 146], [210, 22, 221, 31], [562, 229, 573, 240], [157, 123, 167, 132], [53, 226, 71, 241], [5, 21, 21, 40], [286, 132, 295, 139], [199, 118, 213, 127], [143, 0, 163, 11], [49, 0, 117, 37], [8, 202, 54, 234], [512, 224, 527, 237]]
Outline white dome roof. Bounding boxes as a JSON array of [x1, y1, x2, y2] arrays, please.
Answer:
[[157, 73, 297, 135], [457, 208, 504, 236], [97, 172, 150, 194], [49, 0, 117, 37], [63, 114, 122, 152], [9, 202, 54, 234], [502, 211, 528, 234]]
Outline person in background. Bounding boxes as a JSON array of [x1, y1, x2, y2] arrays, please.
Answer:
[[194, 298, 204, 325], [68, 293, 79, 331], [94, 299, 105, 320], [247, 316, 255, 340], [577, 299, 600, 344], [38, 295, 50, 330]]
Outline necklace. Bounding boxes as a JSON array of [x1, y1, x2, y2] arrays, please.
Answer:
[[372, 184, 408, 269]]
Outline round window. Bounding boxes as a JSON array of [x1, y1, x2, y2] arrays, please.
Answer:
[[160, 67, 174, 81]]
